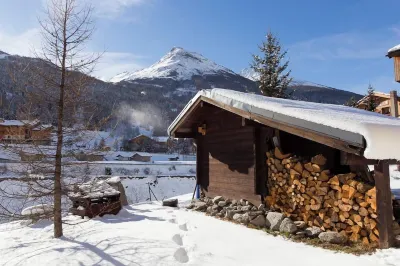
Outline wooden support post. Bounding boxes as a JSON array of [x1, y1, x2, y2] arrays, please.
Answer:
[[390, 90, 399, 118], [374, 161, 394, 249]]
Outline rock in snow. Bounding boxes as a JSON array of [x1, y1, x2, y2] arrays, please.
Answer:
[[266, 212, 285, 231], [250, 215, 266, 227], [162, 199, 178, 207], [279, 218, 297, 234], [318, 232, 348, 244], [305, 227, 322, 238]]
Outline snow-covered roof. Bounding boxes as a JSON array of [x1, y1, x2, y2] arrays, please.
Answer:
[[32, 124, 53, 131], [0, 119, 39, 127], [152, 136, 169, 143], [388, 44, 400, 58], [168, 89, 400, 160]]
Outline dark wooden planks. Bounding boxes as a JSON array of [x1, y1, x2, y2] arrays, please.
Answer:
[[374, 161, 394, 249]]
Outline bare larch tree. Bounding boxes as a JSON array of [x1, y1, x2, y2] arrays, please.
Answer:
[[37, 0, 100, 237]]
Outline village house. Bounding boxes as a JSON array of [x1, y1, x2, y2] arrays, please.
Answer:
[[0, 119, 53, 144], [115, 152, 152, 162], [169, 88, 400, 248], [125, 134, 169, 152], [356, 91, 399, 118]]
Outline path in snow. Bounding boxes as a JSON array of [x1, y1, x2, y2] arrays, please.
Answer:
[[1, 194, 400, 266]]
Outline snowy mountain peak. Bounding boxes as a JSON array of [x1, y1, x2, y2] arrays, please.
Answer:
[[240, 68, 260, 81], [0, 50, 9, 59], [110, 47, 236, 83]]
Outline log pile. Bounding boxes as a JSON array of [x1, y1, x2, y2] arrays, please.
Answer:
[[265, 147, 379, 244]]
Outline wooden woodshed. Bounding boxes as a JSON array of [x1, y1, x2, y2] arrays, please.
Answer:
[[168, 89, 400, 248]]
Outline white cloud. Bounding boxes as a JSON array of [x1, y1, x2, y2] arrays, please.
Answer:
[[83, 0, 147, 19], [289, 29, 400, 61], [94, 52, 144, 81], [0, 27, 144, 81], [0, 28, 41, 56]]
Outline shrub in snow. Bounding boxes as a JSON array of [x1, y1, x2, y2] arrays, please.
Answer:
[[168, 165, 176, 171], [143, 167, 151, 175], [105, 167, 112, 175], [133, 168, 140, 175]]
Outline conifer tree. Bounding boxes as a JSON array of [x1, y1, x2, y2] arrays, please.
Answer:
[[251, 31, 292, 98], [345, 96, 357, 107], [366, 84, 377, 112]]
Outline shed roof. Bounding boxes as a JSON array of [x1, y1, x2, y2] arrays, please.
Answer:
[[388, 44, 400, 58], [168, 89, 400, 160]]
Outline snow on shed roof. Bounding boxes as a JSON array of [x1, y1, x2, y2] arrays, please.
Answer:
[[168, 89, 400, 160], [387, 44, 400, 58]]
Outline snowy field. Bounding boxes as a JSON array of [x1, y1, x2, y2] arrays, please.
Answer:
[[0, 193, 400, 266]]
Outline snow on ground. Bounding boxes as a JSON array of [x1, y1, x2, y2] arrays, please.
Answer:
[[0, 193, 399, 266]]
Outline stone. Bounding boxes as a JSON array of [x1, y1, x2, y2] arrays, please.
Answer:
[[193, 202, 207, 211], [213, 196, 224, 204], [216, 212, 224, 218], [210, 211, 218, 216], [246, 201, 253, 206], [250, 215, 266, 227], [162, 199, 178, 207], [258, 204, 266, 212], [294, 221, 307, 230], [248, 211, 264, 219], [206, 206, 212, 213], [241, 213, 250, 224], [241, 205, 252, 212], [186, 202, 195, 209], [236, 206, 242, 211], [279, 218, 297, 234], [296, 231, 307, 237], [239, 199, 247, 206], [233, 213, 250, 224], [251, 206, 258, 211], [218, 201, 227, 207], [231, 200, 238, 206], [233, 213, 242, 222], [305, 227, 322, 238], [212, 204, 220, 211], [225, 210, 236, 220], [220, 208, 227, 215], [395, 235, 400, 247], [319, 232, 348, 244], [266, 212, 285, 231]]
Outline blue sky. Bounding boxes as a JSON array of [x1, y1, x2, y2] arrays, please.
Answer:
[[1, 0, 400, 94]]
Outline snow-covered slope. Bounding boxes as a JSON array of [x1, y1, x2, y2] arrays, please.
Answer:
[[0, 50, 9, 60], [110, 47, 236, 82], [240, 68, 259, 81], [1, 194, 399, 266]]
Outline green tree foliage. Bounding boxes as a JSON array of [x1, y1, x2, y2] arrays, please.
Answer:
[[344, 96, 357, 107], [251, 31, 292, 98], [366, 84, 377, 112]]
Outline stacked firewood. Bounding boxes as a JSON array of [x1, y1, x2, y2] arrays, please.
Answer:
[[265, 147, 378, 244]]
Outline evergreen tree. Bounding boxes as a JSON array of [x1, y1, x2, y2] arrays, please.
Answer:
[[366, 84, 377, 112], [251, 31, 292, 98], [98, 138, 106, 150], [345, 96, 357, 107]]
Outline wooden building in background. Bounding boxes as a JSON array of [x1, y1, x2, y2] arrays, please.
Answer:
[[356, 91, 399, 118]]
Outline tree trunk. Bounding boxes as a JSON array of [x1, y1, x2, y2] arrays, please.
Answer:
[[54, 7, 68, 238]]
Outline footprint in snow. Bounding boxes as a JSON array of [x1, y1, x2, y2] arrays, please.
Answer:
[[168, 218, 177, 224], [172, 234, 183, 246], [178, 222, 188, 231], [174, 247, 189, 263]]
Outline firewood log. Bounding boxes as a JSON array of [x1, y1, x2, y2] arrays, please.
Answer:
[[274, 147, 291, 160]]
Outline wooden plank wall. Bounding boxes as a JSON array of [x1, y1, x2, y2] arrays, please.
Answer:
[[194, 105, 261, 204]]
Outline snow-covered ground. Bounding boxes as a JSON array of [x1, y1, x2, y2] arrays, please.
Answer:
[[0, 193, 399, 266]]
